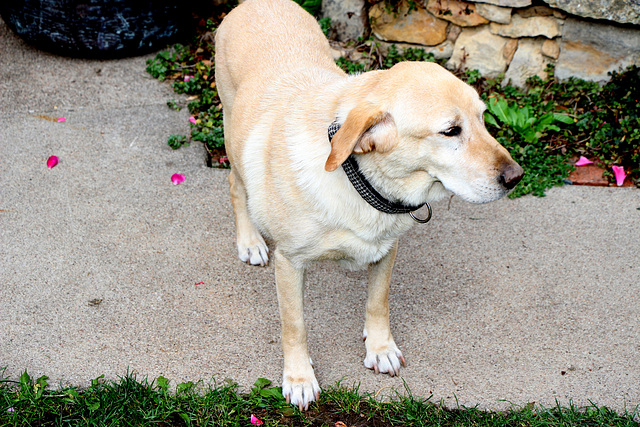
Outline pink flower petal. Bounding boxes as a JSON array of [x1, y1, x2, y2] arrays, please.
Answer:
[[612, 165, 626, 187], [57, 117, 66, 122], [250, 414, 263, 425], [47, 155, 59, 169], [171, 173, 185, 185], [184, 75, 194, 82], [189, 116, 197, 124], [575, 156, 593, 166]]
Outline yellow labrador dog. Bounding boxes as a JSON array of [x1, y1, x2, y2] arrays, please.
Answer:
[[215, 0, 523, 410]]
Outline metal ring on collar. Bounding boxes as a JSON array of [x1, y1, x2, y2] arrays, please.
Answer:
[[409, 202, 432, 224]]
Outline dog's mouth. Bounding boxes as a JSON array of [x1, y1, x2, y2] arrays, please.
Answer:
[[453, 181, 515, 204], [431, 177, 512, 205], [424, 179, 449, 202], [432, 160, 524, 204]]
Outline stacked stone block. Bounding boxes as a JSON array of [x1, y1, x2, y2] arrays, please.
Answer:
[[321, 0, 640, 86]]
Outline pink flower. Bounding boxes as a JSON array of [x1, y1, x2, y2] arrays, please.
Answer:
[[575, 156, 593, 166], [250, 414, 263, 425], [184, 75, 194, 82], [171, 173, 185, 185], [219, 156, 229, 164], [612, 165, 626, 187], [57, 117, 66, 122], [47, 155, 59, 169], [189, 116, 197, 124]]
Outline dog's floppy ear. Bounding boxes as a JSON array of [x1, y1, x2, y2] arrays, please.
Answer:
[[325, 102, 397, 172]]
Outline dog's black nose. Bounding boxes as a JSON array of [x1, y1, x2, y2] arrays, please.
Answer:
[[499, 163, 524, 190]]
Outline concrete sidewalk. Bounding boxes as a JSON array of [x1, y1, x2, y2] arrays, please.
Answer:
[[1, 17, 639, 413]]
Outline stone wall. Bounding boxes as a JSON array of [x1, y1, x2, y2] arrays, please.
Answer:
[[321, 0, 640, 85]]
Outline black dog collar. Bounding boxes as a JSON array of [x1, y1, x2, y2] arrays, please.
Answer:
[[328, 120, 432, 223]]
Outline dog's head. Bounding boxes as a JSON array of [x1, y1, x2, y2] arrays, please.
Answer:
[[325, 62, 523, 204]]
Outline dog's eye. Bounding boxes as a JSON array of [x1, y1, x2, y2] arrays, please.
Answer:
[[441, 126, 461, 137]]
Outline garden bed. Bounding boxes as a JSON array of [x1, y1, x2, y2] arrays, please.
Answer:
[[146, 6, 639, 198]]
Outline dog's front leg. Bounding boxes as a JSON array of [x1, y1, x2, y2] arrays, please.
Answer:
[[275, 249, 320, 410], [363, 240, 406, 376]]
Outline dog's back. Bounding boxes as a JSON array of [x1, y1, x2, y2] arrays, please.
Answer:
[[215, 0, 340, 106]]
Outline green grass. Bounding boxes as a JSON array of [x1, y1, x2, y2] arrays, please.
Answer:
[[146, 12, 639, 197], [2, 369, 638, 426]]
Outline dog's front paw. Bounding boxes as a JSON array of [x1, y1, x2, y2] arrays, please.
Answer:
[[363, 331, 406, 377], [282, 364, 320, 411], [237, 232, 269, 266]]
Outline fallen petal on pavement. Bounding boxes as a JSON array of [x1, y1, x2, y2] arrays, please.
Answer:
[[171, 173, 185, 185], [47, 156, 59, 168]]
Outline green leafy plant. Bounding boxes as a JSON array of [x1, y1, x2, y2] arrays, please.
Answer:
[[463, 68, 483, 85], [568, 66, 640, 184], [146, 38, 225, 160], [470, 63, 639, 194], [336, 42, 441, 76], [293, 0, 322, 16], [145, 44, 195, 81], [318, 16, 331, 37], [383, 44, 439, 68], [167, 134, 188, 150], [166, 99, 182, 111], [485, 96, 574, 144], [336, 56, 366, 74], [16, 371, 49, 402], [248, 378, 287, 410], [483, 95, 575, 198]]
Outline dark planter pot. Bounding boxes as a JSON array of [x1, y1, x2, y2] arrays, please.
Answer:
[[0, 0, 190, 58]]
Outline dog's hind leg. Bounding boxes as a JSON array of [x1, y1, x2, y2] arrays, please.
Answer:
[[363, 240, 406, 376], [275, 249, 320, 410], [228, 168, 269, 266]]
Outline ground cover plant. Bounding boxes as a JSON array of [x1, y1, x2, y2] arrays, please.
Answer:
[[2, 369, 639, 426], [146, 11, 639, 197]]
